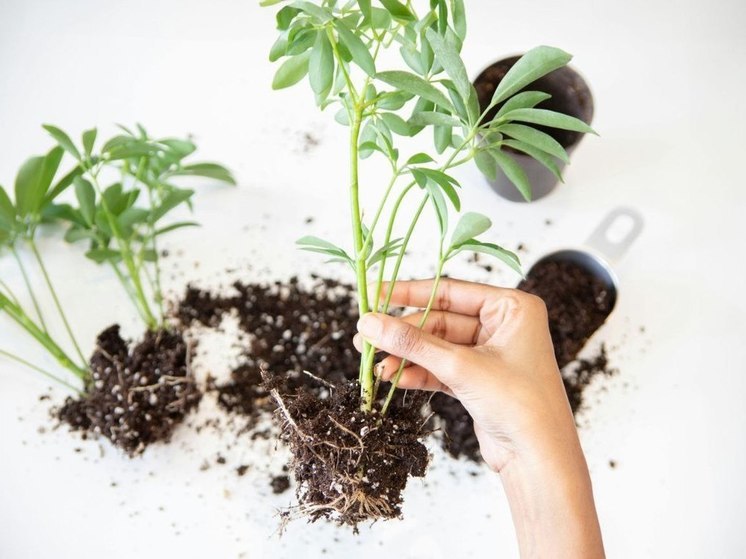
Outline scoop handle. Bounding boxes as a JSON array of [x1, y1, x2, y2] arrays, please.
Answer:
[[585, 207, 644, 263]]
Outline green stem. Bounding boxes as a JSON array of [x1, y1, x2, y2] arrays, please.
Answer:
[[28, 238, 86, 365], [145, 184, 165, 325], [108, 260, 151, 326], [0, 348, 83, 394], [2, 300, 88, 381], [88, 170, 158, 330], [381, 257, 446, 416], [349, 106, 375, 411], [11, 245, 47, 333]]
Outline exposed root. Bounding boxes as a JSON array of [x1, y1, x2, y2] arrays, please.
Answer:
[[267, 379, 429, 529]]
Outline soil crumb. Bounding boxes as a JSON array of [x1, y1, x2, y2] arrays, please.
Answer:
[[56, 325, 201, 456]]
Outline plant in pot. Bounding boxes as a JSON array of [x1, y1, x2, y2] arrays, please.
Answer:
[[0, 124, 235, 455], [263, 0, 594, 527], [474, 56, 594, 201]]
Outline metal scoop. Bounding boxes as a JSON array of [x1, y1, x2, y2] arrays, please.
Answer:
[[527, 207, 644, 314]]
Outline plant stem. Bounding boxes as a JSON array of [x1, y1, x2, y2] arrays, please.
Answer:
[[108, 260, 151, 326], [380, 257, 445, 416], [0, 348, 83, 394], [2, 299, 88, 381], [349, 106, 375, 411], [88, 170, 158, 330], [28, 238, 86, 365], [11, 245, 47, 333]]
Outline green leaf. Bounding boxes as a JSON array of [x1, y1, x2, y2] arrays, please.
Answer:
[[451, 0, 466, 40], [500, 108, 596, 134], [406, 153, 435, 165], [269, 33, 289, 62], [457, 240, 522, 275], [289, 1, 331, 23], [309, 31, 334, 95], [42, 124, 81, 161], [286, 27, 317, 56], [425, 28, 470, 104], [412, 168, 460, 211], [490, 46, 572, 106], [358, 0, 372, 23], [43, 166, 83, 205], [450, 211, 491, 247], [82, 128, 97, 156], [169, 163, 236, 185], [335, 22, 376, 77], [151, 188, 194, 221], [380, 112, 415, 136], [14, 156, 46, 217], [376, 71, 454, 112], [434, 124, 452, 154], [495, 91, 552, 118], [64, 227, 97, 244], [498, 123, 569, 163], [379, 0, 415, 21], [296, 235, 353, 263], [501, 139, 562, 181], [154, 221, 200, 236], [85, 248, 121, 264], [400, 45, 425, 75], [272, 51, 311, 89], [474, 150, 497, 181], [0, 185, 15, 232], [368, 237, 403, 267], [492, 150, 532, 201], [73, 176, 96, 225], [408, 111, 462, 128], [276, 6, 300, 29]]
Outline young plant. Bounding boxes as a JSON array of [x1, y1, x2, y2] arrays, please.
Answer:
[[266, 0, 594, 414], [46, 123, 235, 331], [1, 146, 90, 392], [0, 124, 234, 393]]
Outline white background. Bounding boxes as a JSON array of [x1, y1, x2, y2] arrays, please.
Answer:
[[1, 0, 745, 557]]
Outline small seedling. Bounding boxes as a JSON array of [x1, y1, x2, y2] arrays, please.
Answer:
[[265, 0, 594, 414], [0, 124, 234, 391]]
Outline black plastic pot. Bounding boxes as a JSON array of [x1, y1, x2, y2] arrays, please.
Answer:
[[474, 56, 594, 202]]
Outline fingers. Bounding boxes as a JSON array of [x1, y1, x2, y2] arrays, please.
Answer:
[[377, 278, 512, 316], [399, 310, 485, 346], [353, 310, 483, 350], [357, 313, 458, 375], [379, 359, 451, 394]]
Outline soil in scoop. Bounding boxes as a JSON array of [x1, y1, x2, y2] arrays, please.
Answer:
[[56, 325, 201, 456], [432, 259, 617, 461], [270, 380, 428, 528]]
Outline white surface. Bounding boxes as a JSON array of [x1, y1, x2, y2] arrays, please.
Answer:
[[1, 0, 746, 557]]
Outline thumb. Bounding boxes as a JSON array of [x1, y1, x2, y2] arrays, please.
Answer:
[[357, 313, 458, 378]]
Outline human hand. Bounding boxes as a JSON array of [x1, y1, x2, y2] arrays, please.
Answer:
[[354, 278, 605, 558]]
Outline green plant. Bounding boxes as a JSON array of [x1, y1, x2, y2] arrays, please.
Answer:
[[0, 124, 235, 390], [47, 124, 235, 330], [265, 0, 594, 412]]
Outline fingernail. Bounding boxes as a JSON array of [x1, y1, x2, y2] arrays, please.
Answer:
[[357, 313, 383, 341]]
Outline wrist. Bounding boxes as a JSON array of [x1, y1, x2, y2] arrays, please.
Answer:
[[498, 440, 605, 559]]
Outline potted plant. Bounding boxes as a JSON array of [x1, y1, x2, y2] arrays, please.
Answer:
[[0, 124, 235, 455], [474, 56, 594, 201], [262, 0, 594, 526]]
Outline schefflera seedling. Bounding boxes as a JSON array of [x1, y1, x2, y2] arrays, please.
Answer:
[[0, 124, 235, 455], [264, 0, 594, 527]]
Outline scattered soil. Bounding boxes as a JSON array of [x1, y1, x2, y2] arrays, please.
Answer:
[[177, 276, 359, 430], [268, 379, 428, 528], [271, 474, 290, 494], [56, 325, 201, 456]]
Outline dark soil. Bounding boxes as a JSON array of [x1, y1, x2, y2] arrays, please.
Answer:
[[176, 276, 360, 429], [474, 56, 594, 149], [268, 380, 428, 528], [56, 325, 201, 456], [431, 259, 617, 462]]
